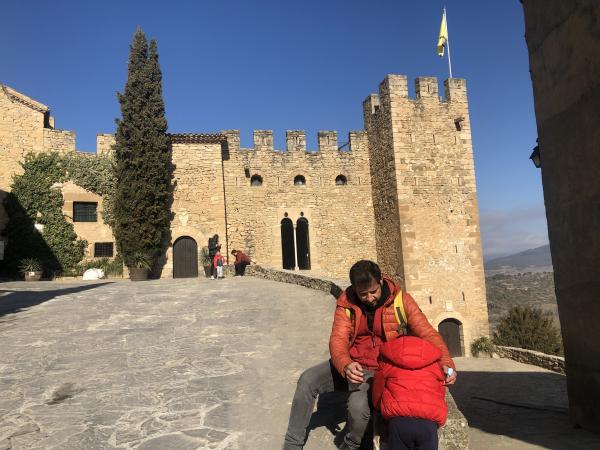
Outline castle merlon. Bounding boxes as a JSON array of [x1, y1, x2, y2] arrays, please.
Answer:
[[368, 74, 468, 107], [220, 130, 368, 154]]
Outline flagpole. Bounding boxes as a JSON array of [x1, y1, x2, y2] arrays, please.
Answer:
[[444, 6, 453, 79]]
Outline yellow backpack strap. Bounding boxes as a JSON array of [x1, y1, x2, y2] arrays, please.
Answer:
[[393, 290, 409, 334], [345, 307, 354, 320]]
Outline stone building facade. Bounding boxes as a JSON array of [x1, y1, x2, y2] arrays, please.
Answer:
[[521, 0, 600, 431], [0, 74, 488, 355]]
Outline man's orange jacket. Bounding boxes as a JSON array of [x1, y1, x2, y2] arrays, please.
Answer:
[[329, 275, 455, 377]]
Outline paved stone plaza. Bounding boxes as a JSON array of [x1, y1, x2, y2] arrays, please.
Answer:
[[0, 278, 339, 450], [1, 277, 600, 450]]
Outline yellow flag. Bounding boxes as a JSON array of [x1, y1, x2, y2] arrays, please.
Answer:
[[437, 10, 448, 57]]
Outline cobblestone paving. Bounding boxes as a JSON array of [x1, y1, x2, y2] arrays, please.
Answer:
[[451, 357, 600, 450], [3, 278, 600, 450], [0, 278, 338, 450]]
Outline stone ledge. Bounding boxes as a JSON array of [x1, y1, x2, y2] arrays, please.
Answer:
[[247, 265, 469, 450], [497, 346, 565, 374], [246, 265, 344, 298]]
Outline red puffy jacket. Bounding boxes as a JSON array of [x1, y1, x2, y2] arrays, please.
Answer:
[[371, 336, 448, 427]]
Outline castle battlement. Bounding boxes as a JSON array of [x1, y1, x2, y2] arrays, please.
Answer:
[[363, 75, 468, 116], [222, 129, 367, 155]]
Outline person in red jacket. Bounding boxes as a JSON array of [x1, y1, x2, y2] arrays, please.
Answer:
[[282, 260, 456, 450], [372, 336, 448, 450], [231, 249, 251, 276]]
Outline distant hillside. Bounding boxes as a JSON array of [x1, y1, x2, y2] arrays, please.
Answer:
[[485, 244, 552, 275], [486, 271, 559, 330]]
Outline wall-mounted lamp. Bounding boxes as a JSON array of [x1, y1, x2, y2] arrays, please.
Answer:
[[529, 145, 541, 168]]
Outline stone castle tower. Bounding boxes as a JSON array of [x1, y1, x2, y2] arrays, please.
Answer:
[[0, 74, 489, 355], [364, 75, 489, 347]]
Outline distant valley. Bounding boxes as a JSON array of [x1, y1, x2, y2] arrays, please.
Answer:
[[485, 244, 552, 276], [484, 245, 559, 331]]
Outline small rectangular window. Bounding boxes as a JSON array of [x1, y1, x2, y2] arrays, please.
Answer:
[[73, 202, 98, 222], [94, 242, 114, 258]]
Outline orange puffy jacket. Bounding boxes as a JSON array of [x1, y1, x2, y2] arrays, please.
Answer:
[[372, 336, 448, 426], [329, 275, 455, 377]]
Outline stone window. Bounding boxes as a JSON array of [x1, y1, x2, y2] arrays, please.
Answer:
[[335, 175, 348, 185], [250, 175, 263, 186], [294, 175, 306, 186], [94, 242, 114, 258], [73, 202, 98, 222]]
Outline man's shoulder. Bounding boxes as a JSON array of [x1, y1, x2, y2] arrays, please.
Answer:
[[336, 287, 357, 308]]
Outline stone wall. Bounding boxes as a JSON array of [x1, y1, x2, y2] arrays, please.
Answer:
[[364, 75, 489, 354], [164, 136, 228, 278], [221, 129, 377, 279], [43, 128, 76, 152], [61, 181, 115, 259], [0, 86, 48, 190], [0, 86, 49, 246], [521, 0, 600, 432], [497, 346, 565, 374], [96, 133, 115, 154]]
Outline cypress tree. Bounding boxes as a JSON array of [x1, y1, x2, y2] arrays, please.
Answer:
[[113, 28, 171, 270]]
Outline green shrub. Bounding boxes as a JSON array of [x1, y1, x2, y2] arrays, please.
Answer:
[[471, 336, 496, 357], [493, 305, 563, 356]]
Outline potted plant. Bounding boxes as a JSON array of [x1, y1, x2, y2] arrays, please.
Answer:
[[19, 258, 43, 281], [199, 246, 212, 278], [128, 251, 152, 281]]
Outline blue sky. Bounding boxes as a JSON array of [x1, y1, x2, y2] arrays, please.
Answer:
[[1, 0, 548, 260]]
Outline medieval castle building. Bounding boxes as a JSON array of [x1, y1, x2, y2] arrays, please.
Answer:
[[0, 74, 489, 356]]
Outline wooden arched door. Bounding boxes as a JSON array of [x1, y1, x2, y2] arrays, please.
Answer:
[[296, 217, 311, 270], [173, 236, 198, 278], [281, 218, 296, 270], [438, 318, 463, 357]]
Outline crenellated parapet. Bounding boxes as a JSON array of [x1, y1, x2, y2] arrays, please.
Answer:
[[221, 129, 368, 157], [363, 75, 468, 117]]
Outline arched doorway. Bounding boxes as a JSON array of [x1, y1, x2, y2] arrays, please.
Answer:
[[296, 217, 311, 270], [281, 218, 295, 270], [438, 318, 463, 357], [173, 236, 198, 278]]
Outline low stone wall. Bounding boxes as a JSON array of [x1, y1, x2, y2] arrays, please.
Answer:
[[247, 265, 469, 449], [246, 265, 344, 298], [497, 346, 565, 374]]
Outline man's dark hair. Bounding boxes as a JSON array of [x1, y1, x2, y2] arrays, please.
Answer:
[[231, 249, 237, 255], [349, 260, 381, 286]]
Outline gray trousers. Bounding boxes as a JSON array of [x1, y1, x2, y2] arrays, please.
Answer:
[[283, 360, 371, 450]]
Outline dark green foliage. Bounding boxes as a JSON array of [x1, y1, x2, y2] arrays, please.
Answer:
[[493, 305, 563, 356], [471, 336, 496, 357], [2, 153, 86, 276], [113, 28, 171, 269], [63, 153, 117, 227]]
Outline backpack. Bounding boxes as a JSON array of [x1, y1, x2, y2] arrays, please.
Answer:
[[345, 290, 409, 335]]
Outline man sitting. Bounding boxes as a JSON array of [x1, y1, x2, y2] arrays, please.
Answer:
[[231, 249, 251, 276], [282, 260, 457, 450]]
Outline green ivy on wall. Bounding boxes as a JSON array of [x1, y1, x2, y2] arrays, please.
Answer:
[[2, 151, 117, 276], [63, 152, 117, 228]]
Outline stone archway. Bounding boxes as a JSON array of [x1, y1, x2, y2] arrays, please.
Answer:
[[438, 318, 463, 357], [281, 218, 295, 270], [173, 236, 198, 278], [296, 217, 311, 270]]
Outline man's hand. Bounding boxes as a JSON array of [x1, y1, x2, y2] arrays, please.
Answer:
[[344, 362, 364, 384], [443, 365, 457, 385]]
